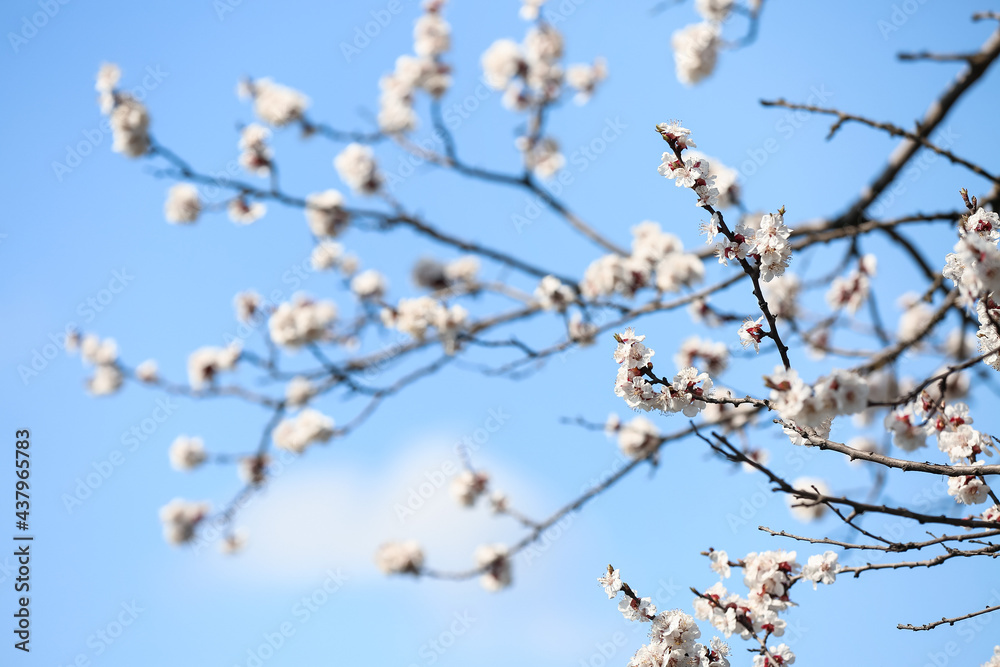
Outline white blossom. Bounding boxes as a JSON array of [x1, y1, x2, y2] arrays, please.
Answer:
[[234, 291, 263, 323], [534, 275, 575, 311], [135, 359, 159, 383], [228, 198, 266, 225], [617, 416, 660, 460], [244, 77, 309, 127], [709, 550, 731, 579], [801, 551, 838, 588], [285, 376, 315, 406], [187, 344, 240, 389], [334, 143, 383, 195], [619, 595, 656, 622], [675, 336, 728, 376], [108, 94, 150, 158], [159, 498, 210, 545], [350, 269, 388, 300], [238, 123, 273, 176], [168, 436, 207, 471], [310, 240, 344, 271], [444, 256, 480, 284], [164, 184, 201, 224], [671, 22, 721, 85], [273, 408, 335, 454], [598, 567, 622, 598], [948, 463, 991, 505], [482, 39, 524, 90], [376, 541, 425, 574], [565, 57, 607, 104], [305, 189, 350, 238], [475, 544, 512, 592], [696, 0, 734, 22], [268, 295, 337, 348], [450, 470, 489, 506], [413, 9, 450, 57], [738, 317, 765, 353]]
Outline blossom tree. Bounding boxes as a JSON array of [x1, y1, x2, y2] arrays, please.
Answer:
[[71, 1, 1000, 664]]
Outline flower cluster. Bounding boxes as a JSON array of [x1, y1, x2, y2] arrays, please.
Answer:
[[691, 549, 836, 664], [613, 416, 661, 460], [672, 22, 721, 86], [614, 329, 715, 415], [334, 143, 383, 195], [158, 498, 209, 545], [450, 470, 490, 506], [228, 196, 266, 225], [475, 544, 512, 592], [69, 333, 124, 396], [187, 343, 241, 390], [350, 269, 389, 301], [534, 275, 576, 311], [305, 189, 351, 238], [377, 0, 452, 133], [765, 366, 869, 434], [826, 255, 877, 313], [580, 221, 705, 299], [479, 8, 605, 177], [411, 255, 480, 290], [164, 184, 201, 224], [659, 144, 720, 209], [380, 296, 468, 354], [707, 210, 793, 282], [238, 77, 309, 127], [268, 294, 337, 348], [675, 336, 729, 376], [96, 64, 150, 158], [944, 207, 1000, 305], [686, 151, 741, 209], [168, 436, 207, 471], [738, 317, 766, 353], [375, 540, 425, 575], [758, 276, 800, 324], [599, 566, 731, 667], [238, 123, 273, 176], [273, 408, 335, 454]]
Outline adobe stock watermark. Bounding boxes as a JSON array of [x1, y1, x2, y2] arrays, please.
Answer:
[[213, 0, 253, 21], [340, 0, 418, 62], [877, 0, 932, 40], [867, 126, 958, 217], [393, 407, 512, 523], [540, 0, 590, 24], [56, 600, 145, 667], [61, 396, 182, 513], [191, 446, 304, 555], [724, 437, 822, 533], [382, 76, 500, 193], [51, 66, 169, 182], [17, 267, 135, 385], [511, 116, 628, 234], [232, 569, 349, 667], [7, 0, 72, 53], [407, 610, 476, 666], [911, 587, 1000, 667], [219, 248, 332, 349], [739, 85, 833, 182], [519, 513, 575, 566]]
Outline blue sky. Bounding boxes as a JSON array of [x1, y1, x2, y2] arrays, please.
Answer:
[[2, 0, 1000, 665]]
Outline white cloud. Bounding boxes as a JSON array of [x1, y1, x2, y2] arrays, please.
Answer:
[[201, 437, 548, 586]]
